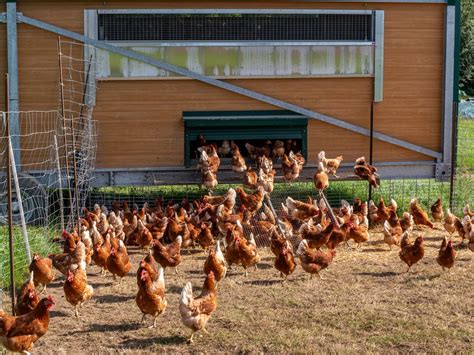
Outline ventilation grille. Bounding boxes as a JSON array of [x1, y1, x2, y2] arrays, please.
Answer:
[[98, 13, 374, 42]]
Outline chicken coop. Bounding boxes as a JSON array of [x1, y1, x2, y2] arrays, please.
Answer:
[[0, 0, 461, 190]]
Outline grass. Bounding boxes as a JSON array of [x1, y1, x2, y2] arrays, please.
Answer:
[[92, 179, 451, 215], [0, 226, 60, 288], [458, 118, 474, 168]]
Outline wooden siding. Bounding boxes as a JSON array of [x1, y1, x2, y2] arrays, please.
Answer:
[[0, 1, 445, 168]]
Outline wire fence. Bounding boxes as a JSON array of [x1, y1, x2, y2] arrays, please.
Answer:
[[0, 39, 99, 291], [0, 110, 97, 287], [452, 118, 474, 213], [85, 118, 474, 248]]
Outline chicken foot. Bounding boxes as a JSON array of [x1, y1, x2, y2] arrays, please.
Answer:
[[146, 317, 158, 329], [317, 273, 327, 280], [310, 272, 326, 280], [188, 331, 196, 344]]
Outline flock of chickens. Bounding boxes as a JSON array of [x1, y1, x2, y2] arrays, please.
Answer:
[[0, 146, 473, 353], [197, 138, 305, 191], [197, 137, 379, 192]]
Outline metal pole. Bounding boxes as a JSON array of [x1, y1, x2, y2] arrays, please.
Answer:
[[69, 107, 82, 229], [8, 138, 32, 265], [264, 195, 286, 236], [57, 37, 74, 226], [79, 55, 93, 130], [449, 101, 458, 211], [319, 192, 340, 229], [53, 135, 65, 230], [4, 112, 16, 315], [6, 2, 20, 169], [59, 39, 82, 228], [368, 100, 374, 206]]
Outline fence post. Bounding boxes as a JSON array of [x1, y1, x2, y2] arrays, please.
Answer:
[[449, 102, 458, 211], [8, 134, 32, 265], [264, 194, 287, 236], [320, 192, 340, 228], [4, 111, 16, 314], [53, 135, 65, 231]]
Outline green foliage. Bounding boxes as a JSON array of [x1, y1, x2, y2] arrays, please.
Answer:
[[0, 227, 60, 288], [460, 0, 474, 95]]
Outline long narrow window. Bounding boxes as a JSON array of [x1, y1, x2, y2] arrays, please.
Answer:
[[87, 10, 378, 79]]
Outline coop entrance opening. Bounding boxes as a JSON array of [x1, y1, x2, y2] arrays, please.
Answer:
[[183, 110, 308, 167]]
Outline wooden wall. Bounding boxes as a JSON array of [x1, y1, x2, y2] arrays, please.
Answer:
[[0, 1, 445, 168]]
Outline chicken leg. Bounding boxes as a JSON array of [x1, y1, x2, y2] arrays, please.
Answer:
[[188, 331, 196, 344]]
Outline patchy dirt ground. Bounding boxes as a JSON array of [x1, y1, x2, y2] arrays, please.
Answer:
[[3, 223, 474, 353]]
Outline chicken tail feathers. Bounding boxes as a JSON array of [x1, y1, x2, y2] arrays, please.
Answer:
[[285, 196, 296, 210], [85, 285, 94, 301], [318, 151, 326, 163], [180, 282, 193, 307], [390, 199, 398, 211]]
